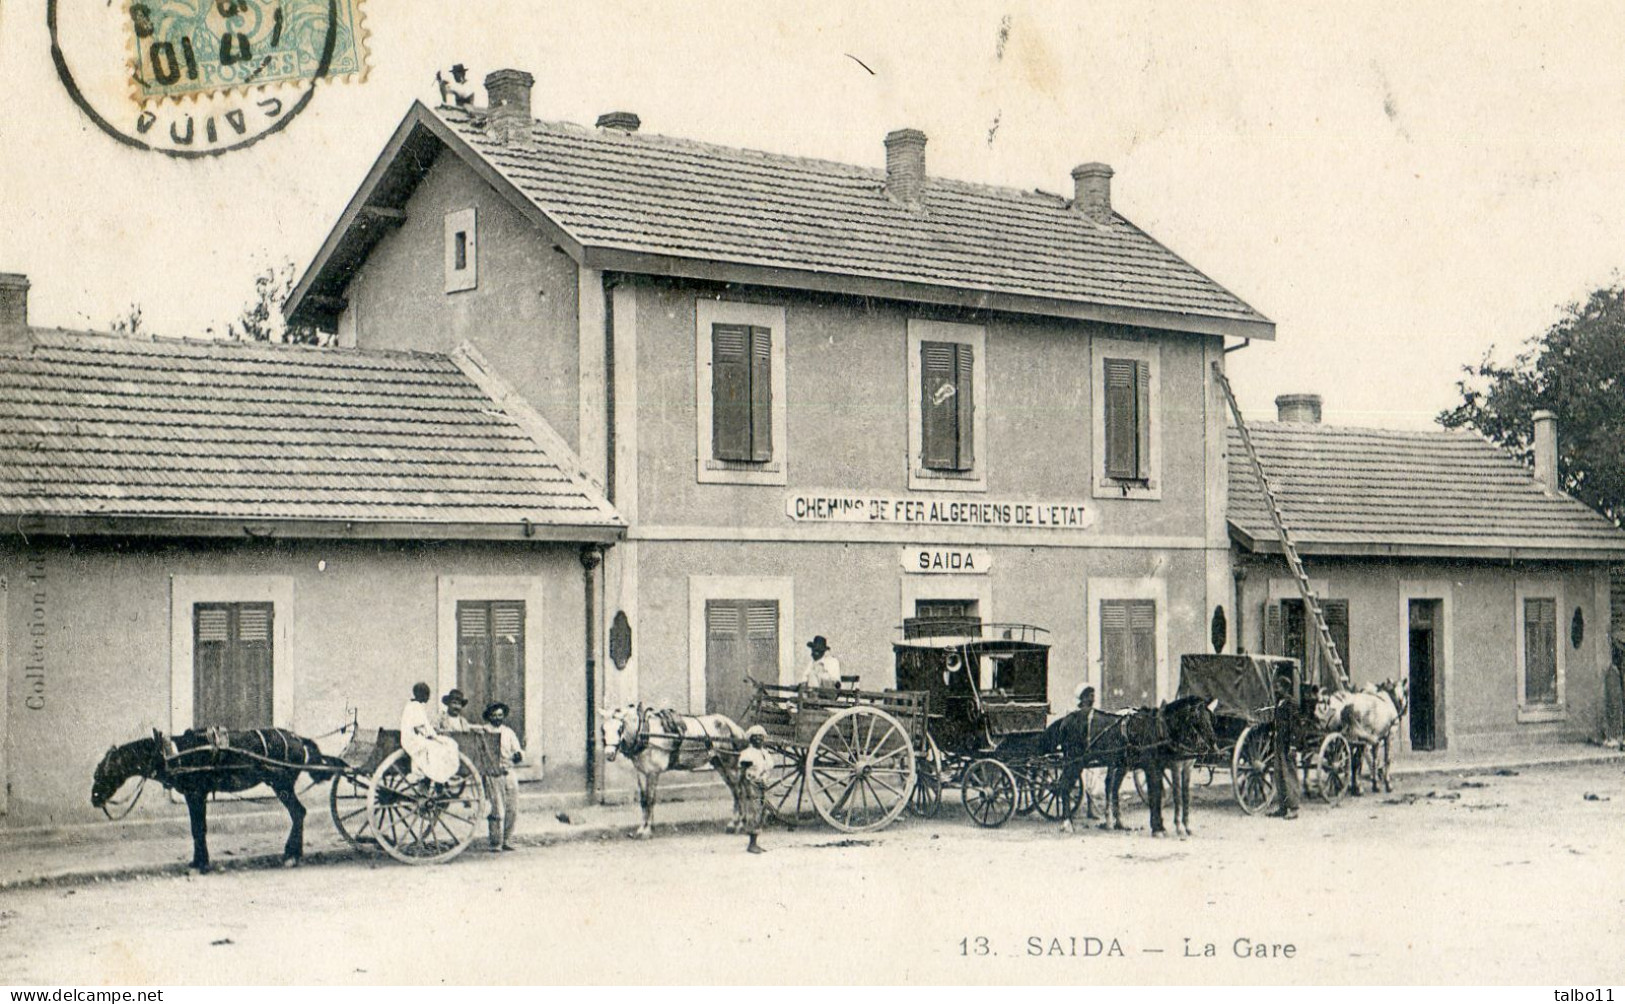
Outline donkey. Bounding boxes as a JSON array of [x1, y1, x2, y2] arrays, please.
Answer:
[[601, 705, 749, 839], [1047, 696, 1218, 838], [91, 728, 344, 873]]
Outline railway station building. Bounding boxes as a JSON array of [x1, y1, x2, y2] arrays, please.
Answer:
[[1230, 395, 1625, 753], [284, 67, 1272, 798]]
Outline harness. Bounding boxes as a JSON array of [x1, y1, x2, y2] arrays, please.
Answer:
[[615, 706, 727, 769]]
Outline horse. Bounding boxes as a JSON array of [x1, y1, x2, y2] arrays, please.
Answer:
[[1046, 696, 1218, 838], [91, 728, 343, 873], [600, 705, 749, 839], [1320, 679, 1407, 794]]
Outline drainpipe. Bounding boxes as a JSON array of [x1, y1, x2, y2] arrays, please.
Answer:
[[581, 543, 605, 799]]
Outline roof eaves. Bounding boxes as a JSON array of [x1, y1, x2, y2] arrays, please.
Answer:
[[1, 514, 624, 544]]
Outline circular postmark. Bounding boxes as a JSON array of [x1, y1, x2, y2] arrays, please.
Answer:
[[48, 0, 369, 158]]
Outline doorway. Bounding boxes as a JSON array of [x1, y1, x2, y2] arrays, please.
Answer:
[[1408, 599, 1444, 750]]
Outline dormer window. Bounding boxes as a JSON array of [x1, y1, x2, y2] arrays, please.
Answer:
[[444, 208, 477, 293]]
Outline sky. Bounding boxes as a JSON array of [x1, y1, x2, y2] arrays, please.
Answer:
[[4, 0, 1625, 427]]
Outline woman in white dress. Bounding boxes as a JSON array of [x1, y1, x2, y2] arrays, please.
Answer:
[[400, 681, 460, 783]]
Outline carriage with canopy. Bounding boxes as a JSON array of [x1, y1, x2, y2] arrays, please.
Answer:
[[1175, 653, 1352, 814], [739, 619, 1078, 833]]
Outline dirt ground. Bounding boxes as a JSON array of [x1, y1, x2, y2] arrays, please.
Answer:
[[1, 760, 1621, 985]]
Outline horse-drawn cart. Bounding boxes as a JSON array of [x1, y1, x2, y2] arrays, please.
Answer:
[[1177, 654, 1352, 815], [328, 727, 505, 864]]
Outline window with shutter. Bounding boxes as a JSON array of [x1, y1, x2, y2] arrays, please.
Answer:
[[456, 600, 527, 740], [1099, 598, 1157, 710], [705, 599, 778, 718], [920, 341, 975, 471], [1523, 598, 1558, 705], [712, 324, 773, 463], [1104, 357, 1143, 480], [193, 602, 274, 731], [1322, 599, 1351, 679]]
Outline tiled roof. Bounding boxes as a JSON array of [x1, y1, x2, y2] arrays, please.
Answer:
[[1228, 422, 1625, 558], [289, 103, 1272, 337], [0, 330, 622, 537]]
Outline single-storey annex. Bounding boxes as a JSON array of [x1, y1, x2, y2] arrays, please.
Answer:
[[0, 276, 622, 827], [1231, 394, 1625, 752]]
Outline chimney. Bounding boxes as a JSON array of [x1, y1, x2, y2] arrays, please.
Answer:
[[1532, 409, 1558, 491], [484, 69, 535, 146], [1072, 162, 1114, 222], [884, 128, 927, 207], [0, 273, 29, 343], [1275, 393, 1322, 424], [596, 111, 640, 132]]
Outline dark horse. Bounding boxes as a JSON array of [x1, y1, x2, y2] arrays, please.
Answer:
[[1043, 696, 1218, 838], [91, 729, 343, 872]]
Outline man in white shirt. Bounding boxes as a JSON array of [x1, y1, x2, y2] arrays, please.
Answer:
[[436, 689, 472, 732], [400, 682, 460, 783], [804, 635, 842, 689]]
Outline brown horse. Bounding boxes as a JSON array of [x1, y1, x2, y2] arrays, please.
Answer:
[[1045, 697, 1218, 837], [91, 728, 343, 872], [601, 705, 749, 839]]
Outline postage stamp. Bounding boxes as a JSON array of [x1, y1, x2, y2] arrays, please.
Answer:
[[48, 0, 368, 157], [125, 0, 369, 104]]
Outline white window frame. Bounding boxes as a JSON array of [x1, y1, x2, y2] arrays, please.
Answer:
[[688, 575, 795, 710], [694, 299, 788, 485], [444, 207, 477, 293], [1514, 578, 1566, 723], [1091, 334, 1163, 500], [169, 575, 295, 735], [1085, 576, 1170, 703], [907, 319, 988, 492], [437, 575, 547, 779]]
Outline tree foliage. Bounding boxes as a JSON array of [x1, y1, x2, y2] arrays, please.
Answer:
[[227, 261, 324, 345], [108, 303, 147, 338], [1438, 284, 1625, 525]]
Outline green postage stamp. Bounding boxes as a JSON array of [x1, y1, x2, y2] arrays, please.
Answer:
[[125, 0, 368, 103]]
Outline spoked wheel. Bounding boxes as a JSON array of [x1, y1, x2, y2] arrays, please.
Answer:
[[762, 744, 811, 825], [329, 771, 376, 848], [1033, 760, 1083, 821], [805, 706, 917, 833], [1313, 732, 1352, 805], [1014, 762, 1041, 816], [908, 735, 944, 819], [1231, 724, 1277, 816], [366, 748, 484, 864], [961, 758, 1018, 828]]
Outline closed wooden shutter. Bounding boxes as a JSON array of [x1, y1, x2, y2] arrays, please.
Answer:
[[954, 343, 975, 470], [1321, 599, 1351, 680], [1263, 601, 1283, 656], [1524, 597, 1558, 704], [920, 341, 974, 471], [706, 599, 778, 717], [1104, 357, 1141, 479], [1135, 359, 1151, 479], [457, 600, 527, 739], [1100, 599, 1157, 710], [193, 602, 273, 731], [712, 324, 772, 463]]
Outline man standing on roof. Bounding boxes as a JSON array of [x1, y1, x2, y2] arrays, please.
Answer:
[[804, 635, 841, 689]]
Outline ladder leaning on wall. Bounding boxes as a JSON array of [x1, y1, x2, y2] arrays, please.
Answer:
[[1212, 361, 1351, 693]]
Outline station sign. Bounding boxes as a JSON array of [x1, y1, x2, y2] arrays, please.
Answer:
[[900, 548, 993, 575], [785, 491, 1092, 530]]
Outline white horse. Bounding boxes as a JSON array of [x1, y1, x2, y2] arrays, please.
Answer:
[[1318, 679, 1408, 794], [601, 704, 749, 839]]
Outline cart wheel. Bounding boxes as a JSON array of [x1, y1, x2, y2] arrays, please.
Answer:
[[366, 748, 484, 864], [1013, 762, 1041, 816], [961, 758, 1018, 828], [1033, 760, 1083, 821], [1231, 724, 1277, 816], [805, 706, 917, 833], [908, 736, 944, 819], [1314, 733, 1352, 806], [762, 744, 811, 825], [329, 772, 376, 848]]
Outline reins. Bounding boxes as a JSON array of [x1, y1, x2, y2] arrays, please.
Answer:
[[99, 774, 148, 820]]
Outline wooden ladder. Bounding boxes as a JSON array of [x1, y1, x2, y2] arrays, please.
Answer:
[[1212, 361, 1350, 692]]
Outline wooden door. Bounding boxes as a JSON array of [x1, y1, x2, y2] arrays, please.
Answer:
[[1408, 599, 1438, 750], [1100, 599, 1156, 710]]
